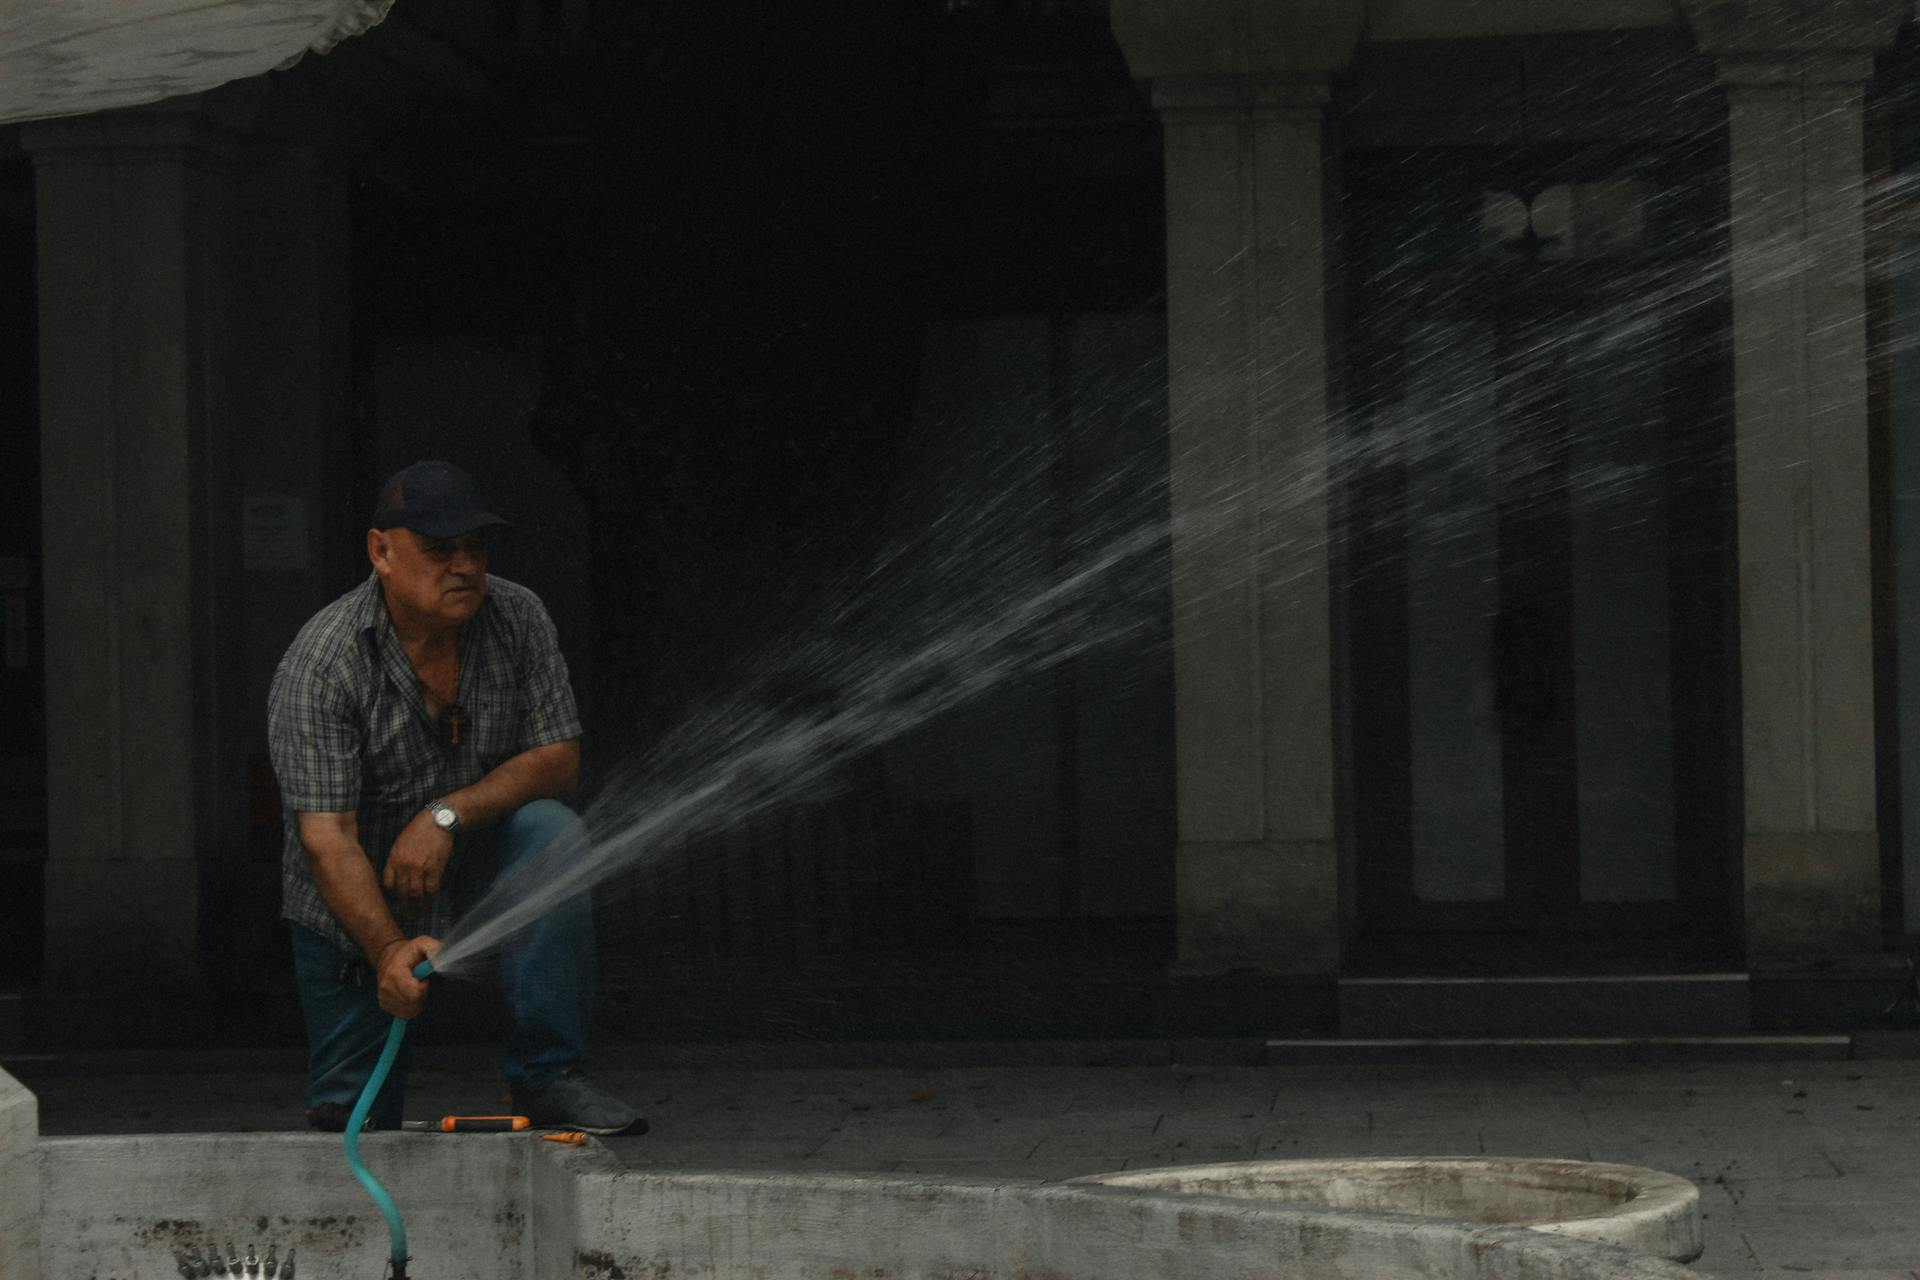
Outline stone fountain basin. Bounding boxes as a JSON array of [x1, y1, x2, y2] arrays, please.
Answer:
[[4, 1068, 1702, 1279], [1072, 1157, 1702, 1263]]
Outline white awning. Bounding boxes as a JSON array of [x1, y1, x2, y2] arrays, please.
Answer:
[[0, 0, 396, 125]]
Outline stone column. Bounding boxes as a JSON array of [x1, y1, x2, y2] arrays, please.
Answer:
[[23, 98, 248, 989], [1681, 0, 1906, 960], [1112, 0, 1363, 972]]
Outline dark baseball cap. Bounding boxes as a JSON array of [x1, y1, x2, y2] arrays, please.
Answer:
[[371, 460, 511, 538]]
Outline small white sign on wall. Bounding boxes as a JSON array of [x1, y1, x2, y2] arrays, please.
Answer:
[[243, 493, 310, 572]]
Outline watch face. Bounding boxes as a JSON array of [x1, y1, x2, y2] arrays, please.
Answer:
[[433, 805, 456, 830]]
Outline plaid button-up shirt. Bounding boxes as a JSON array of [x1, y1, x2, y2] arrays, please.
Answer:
[[267, 572, 583, 958]]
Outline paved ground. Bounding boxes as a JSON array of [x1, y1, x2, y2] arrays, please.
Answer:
[[11, 1048, 1920, 1278]]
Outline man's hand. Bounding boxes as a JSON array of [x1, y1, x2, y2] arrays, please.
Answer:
[[383, 809, 455, 909], [375, 935, 441, 1019]]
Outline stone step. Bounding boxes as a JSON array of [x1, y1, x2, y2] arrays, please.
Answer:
[[1337, 973, 1752, 1038], [1265, 1034, 1851, 1066]]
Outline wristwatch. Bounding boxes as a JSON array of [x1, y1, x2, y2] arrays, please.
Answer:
[[426, 800, 462, 835]]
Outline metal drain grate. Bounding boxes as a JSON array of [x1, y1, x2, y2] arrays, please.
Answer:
[[172, 1242, 295, 1277]]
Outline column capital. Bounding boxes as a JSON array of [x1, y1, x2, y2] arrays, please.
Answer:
[[1680, 0, 1905, 85], [1111, 0, 1365, 85]]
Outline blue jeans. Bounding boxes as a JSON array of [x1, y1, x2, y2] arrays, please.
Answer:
[[292, 798, 595, 1124]]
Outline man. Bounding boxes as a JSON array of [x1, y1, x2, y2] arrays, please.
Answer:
[[268, 459, 643, 1135]]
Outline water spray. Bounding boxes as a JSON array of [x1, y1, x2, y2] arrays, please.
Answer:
[[341, 956, 436, 1280]]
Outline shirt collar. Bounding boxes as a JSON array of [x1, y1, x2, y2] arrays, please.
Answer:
[[353, 571, 388, 641]]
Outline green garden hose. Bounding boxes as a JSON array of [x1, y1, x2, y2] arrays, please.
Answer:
[[343, 957, 435, 1280]]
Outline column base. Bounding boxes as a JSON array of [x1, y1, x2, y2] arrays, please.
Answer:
[[1743, 830, 1881, 963], [1175, 839, 1339, 975]]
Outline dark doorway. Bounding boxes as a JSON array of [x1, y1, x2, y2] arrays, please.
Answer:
[[1342, 146, 1740, 972]]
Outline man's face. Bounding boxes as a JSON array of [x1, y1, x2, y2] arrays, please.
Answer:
[[368, 526, 492, 628]]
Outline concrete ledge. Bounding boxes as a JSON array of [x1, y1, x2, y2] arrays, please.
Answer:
[[0, 1067, 39, 1279], [39, 1132, 566, 1278], [1070, 1157, 1702, 1263], [33, 1125, 1698, 1280]]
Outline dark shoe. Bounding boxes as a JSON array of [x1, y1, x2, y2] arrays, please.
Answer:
[[512, 1070, 648, 1136]]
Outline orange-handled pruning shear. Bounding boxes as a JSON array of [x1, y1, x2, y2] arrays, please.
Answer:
[[401, 1115, 531, 1132]]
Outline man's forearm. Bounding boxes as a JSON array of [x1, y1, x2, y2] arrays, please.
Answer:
[[439, 739, 580, 831], [300, 815, 409, 966]]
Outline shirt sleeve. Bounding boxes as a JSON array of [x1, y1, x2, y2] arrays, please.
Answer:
[[268, 652, 363, 814], [516, 596, 583, 752]]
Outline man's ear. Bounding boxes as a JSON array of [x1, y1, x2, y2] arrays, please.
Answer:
[[367, 528, 391, 575]]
